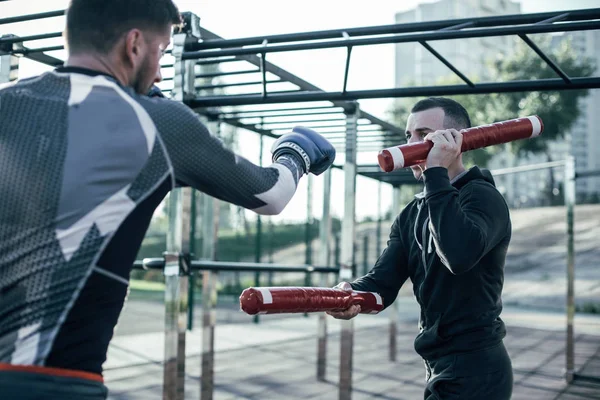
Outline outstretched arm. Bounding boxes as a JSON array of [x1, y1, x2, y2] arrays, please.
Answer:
[[145, 99, 334, 215], [327, 215, 410, 319]]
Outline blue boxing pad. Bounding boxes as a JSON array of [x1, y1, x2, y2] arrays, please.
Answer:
[[271, 126, 336, 176]]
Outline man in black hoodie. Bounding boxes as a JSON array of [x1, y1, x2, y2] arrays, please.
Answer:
[[328, 97, 513, 400]]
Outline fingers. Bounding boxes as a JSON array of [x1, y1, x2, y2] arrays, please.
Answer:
[[326, 304, 361, 320], [333, 281, 353, 292], [328, 282, 359, 319], [424, 129, 462, 150], [453, 129, 463, 150]]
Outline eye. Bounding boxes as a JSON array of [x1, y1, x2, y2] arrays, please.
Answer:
[[405, 132, 412, 140]]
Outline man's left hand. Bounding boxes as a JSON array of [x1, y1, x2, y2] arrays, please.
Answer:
[[424, 129, 463, 169]]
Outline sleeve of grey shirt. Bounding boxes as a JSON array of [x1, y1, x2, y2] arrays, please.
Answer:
[[142, 98, 304, 215]]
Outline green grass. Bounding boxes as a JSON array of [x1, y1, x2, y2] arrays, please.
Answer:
[[130, 279, 165, 292], [127, 279, 166, 301]]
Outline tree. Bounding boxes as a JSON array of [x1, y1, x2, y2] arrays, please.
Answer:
[[388, 34, 595, 179], [482, 35, 594, 155]]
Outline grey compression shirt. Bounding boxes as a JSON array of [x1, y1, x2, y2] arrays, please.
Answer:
[[0, 66, 304, 375]]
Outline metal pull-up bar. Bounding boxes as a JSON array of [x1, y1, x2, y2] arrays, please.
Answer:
[[186, 8, 600, 51]]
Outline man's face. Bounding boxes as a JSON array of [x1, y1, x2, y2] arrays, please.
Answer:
[[131, 27, 171, 95], [404, 107, 445, 181]]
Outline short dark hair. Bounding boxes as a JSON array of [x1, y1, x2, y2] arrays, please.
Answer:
[[66, 0, 181, 54], [411, 97, 471, 130]]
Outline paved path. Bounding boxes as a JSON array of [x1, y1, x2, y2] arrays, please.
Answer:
[[103, 299, 600, 399]]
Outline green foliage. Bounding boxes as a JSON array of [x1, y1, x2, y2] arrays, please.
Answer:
[[135, 218, 342, 262], [485, 35, 595, 155], [387, 35, 595, 167]]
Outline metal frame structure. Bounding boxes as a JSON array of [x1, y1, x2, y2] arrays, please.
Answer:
[[2, 6, 600, 400]]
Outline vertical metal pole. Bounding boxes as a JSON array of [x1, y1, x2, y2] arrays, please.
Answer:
[[171, 13, 201, 400], [317, 168, 332, 381], [254, 135, 264, 324], [334, 233, 341, 266], [565, 156, 576, 383], [0, 36, 20, 84], [187, 191, 197, 331], [163, 188, 192, 400], [339, 103, 359, 400], [305, 174, 314, 264], [163, 18, 198, 398], [376, 182, 382, 257], [200, 192, 216, 400], [389, 185, 402, 362], [200, 119, 221, 400], [268, 220, 274, 265], [362, 236, 369, 276]]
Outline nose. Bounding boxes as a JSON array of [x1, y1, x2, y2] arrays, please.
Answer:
[[407, 134, 419, 144], [154, 68, 162, 84]]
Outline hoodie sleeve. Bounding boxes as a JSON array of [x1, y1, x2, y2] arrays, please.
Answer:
[[349, 215, 410, 309], [423, 167, 510, 275]]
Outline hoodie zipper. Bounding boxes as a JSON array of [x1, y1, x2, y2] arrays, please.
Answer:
[[414, 199, 432, 272], [415, 198, 437, 332]]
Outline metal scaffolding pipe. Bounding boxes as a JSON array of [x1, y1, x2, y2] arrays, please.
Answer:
[[186, 8, 600, 51], [135, 258, 339, 273], [185, 77, 600, 107], [0, 10, 64, 25], [338, 105, 359, 400], [183, 20, 600, 59]]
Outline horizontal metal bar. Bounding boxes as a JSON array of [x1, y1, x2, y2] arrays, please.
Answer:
[[219, 105, 338, 116], [196, 57, 242, 66], [0, 32, 62, 45], [13, 45, 64, 54], [322, 133, 397, 140], [198, 27, 404, 135], [536, 12, 571, 25], [0, 10, 64, 25], [186, 77, 600, 107], [183, 20, 600, 60], [134, 258, 339, 273], [186, 8, 600, 51], [576, 169, 600, 179], [221, 110, 342, 120], [22, 51, 63, 67], [197, 79, 281, 90], [196, 69, 260, 78], [251, 117, 346, 125], [573, 373, 600, 384], [317, 127, 389, 135], [195, 111, 280, 140], [262, 122, 371, 130], [490, 159, 567, 176]]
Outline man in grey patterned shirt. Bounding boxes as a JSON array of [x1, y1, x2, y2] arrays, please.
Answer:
[[0, 1, 335, 398]]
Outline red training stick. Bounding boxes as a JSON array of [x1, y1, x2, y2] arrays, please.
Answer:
[[378, 115, 544, 172], [239, 287, 384, 315]]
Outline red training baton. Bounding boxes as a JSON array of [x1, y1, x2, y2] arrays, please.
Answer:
[[378, 115, 544, 172], [239, 287, 384, 315]]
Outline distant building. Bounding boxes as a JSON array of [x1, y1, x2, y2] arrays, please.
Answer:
[[560, 30, 600, 201], [394, 0, 599, 207], [395, 0, 521, 87]]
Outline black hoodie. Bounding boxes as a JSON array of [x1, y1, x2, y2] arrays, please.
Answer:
[[351, 166, 512, 361]]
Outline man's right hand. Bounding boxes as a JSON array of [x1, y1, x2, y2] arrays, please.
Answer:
[[325, 281, 361, 320], [271, 126, 336, 176]]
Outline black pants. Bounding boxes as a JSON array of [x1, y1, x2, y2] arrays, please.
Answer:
[[0, 370, 108, 400], [423, 341, 513, 400]]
